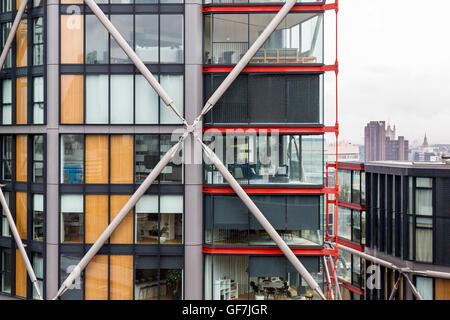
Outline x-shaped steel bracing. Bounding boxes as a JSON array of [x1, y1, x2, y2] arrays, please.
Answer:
[[0, 0, 328, 300]]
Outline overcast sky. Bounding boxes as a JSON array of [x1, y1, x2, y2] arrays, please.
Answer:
[[323, 0, 450, 146]]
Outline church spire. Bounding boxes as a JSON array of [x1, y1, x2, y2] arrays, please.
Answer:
[[422, 133, 429, 148]]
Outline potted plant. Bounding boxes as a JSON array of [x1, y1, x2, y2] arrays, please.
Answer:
[[166, 269, 182, 300]]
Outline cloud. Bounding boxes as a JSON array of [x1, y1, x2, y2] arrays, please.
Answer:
[[324, 0, 450, 145]]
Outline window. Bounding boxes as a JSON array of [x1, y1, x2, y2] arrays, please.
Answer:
[[33, 135, 44, 183], [33, 77, 44, 124], [85, 15, 109, 64], [416, 177, 432, 216], [60, 194, 84, 243], [160, 15, 184, 64], [61, 135, 84, 184], [204, 194, 322, 246], [204, 74, 323, 125], [86, 75, 108, 124], [1, 136, 12, 181], [59, 254, 83, 300], [205, 13, 323, 65], [1, 192, 10, 237], [352, 171, 361, 204], [110, 15, 133, 64], [1, 248, 11, 294], [135, 256, 184, 300], [32, 194, 44, 241], [160, 74, 184, 124], [1, 23, 12, 68], [135, 75, 158, 124], [416, 277, 433, 300], [415, 217, 432, 263], [111, 75, 134, 124], [338, 207, 351, 241], [135, 15, 158, 64], [135, 195, 158, 244], [1, 0, 12, 13], [73, 74, 184, 125], [1, 79, 12, 124], [32, 253, 44, 299], [205, 255, 321, 300], [33, 0, 43, 6], [338, 169, 351, 203], [205, 133, 323, 185], [33, 18, 44, 65], [159, 135, 183, 184]]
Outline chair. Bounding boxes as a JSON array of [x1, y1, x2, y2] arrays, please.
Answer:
[[250, 281, 259, 298], [266, 287, 276, 300], [286, 290, 301, 300]]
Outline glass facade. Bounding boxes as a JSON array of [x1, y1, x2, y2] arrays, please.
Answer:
[[204, 255, 323, 300], [205, 13, 323, 65], [204, 133, 323, 185]]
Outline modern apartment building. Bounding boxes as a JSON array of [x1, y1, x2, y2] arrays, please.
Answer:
[[0, 0, 340, 300], [333, 161, 450, 300]]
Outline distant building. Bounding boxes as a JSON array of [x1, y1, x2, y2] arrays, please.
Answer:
[[412, 134, 444, 162], [325, 142, 361, 163], [364, 121, 409, 161]]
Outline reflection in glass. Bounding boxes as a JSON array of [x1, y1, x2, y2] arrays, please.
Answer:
[[86, 15, 109, 64], [33, 18, 44, 65], [135, 135, 159, 184], [160, 15, 183, 64], [33, 77, 44, 124], [110, 15, 133, 63], [136, 15, 158, 63], [110, 75, 134, 124], [160, 135, 183, 184]]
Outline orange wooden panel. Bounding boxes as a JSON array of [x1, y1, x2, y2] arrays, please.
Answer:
[[16, 135, 27, 182], [16, 77, 27, 125], [110, 255, 133, 300], [60, 15, 84, 64], [85, 255, 108, 300], [86, 136, 109, 184], [110, 136, 133, 184], [435, 278, 450, 300], [16, 192, 27, 240], [16, 20, 27, 67], [60, 75, 83, 124], [110, 195, 133, 244], [85, 195, 108, 244], [15, 249, 27, 298]]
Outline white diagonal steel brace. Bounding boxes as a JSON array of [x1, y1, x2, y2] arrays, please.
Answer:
[[388, 273, 401, 300], [53, 136, 186, 299], [0, 0, 27, 70], [0, 186, 42, 300], [323, 256, 335, 300], [55, 0, 327, 300], [333, 242, 427, 300], [196, 136, 326, 300]]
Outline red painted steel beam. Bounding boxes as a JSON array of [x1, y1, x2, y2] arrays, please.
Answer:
[[202, 246, 335, 256], [338, 280, 364, 296], [203, 64, 337, 73], [337, 201, 366, 211], [202, 3, 338, 13], [203, 186, 336, 194], [202, 126, 337, 134], [336, 237, 365, 252]]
